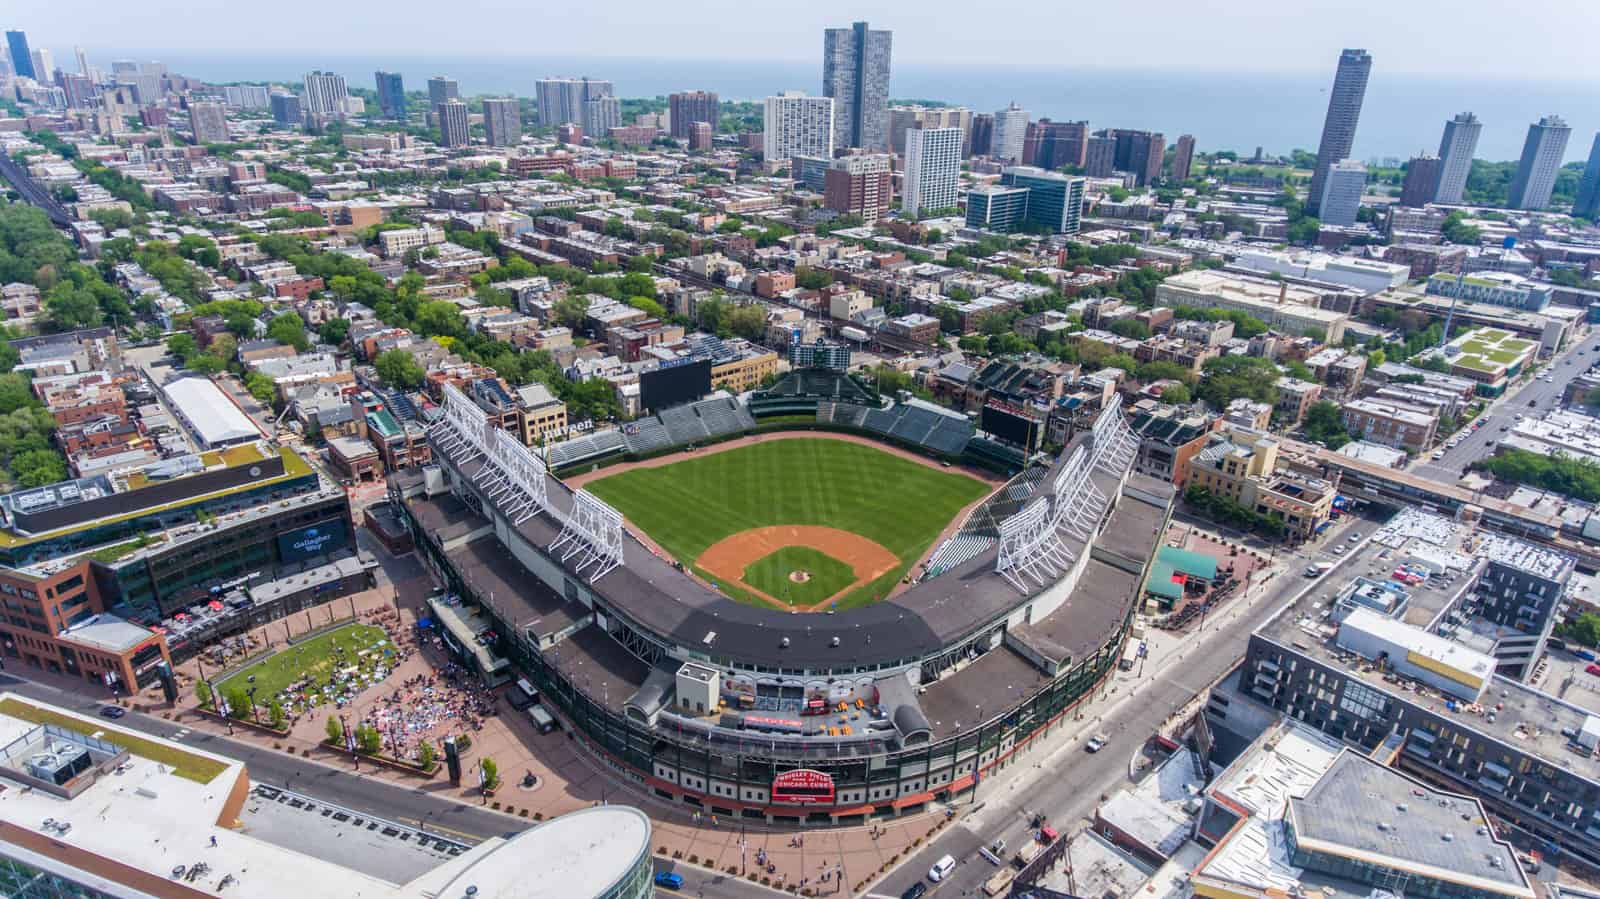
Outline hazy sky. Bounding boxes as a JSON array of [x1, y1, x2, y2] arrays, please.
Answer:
[[12, 0, 1600, 79]]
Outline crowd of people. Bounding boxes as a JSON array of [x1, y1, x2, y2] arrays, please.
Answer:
[[356, 662, 499, 762]]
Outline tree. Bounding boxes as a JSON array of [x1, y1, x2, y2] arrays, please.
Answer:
[[244, 372, 277, 406], [195, 681, 213, 709], [727, 304, 766, 341], [1441, 211, 1482, 245], [1301, 401, 1352, 449], [1159, 383, 1191, 404], [325, 716, 345, 744], [414, 300, 465, 338], [0, 374, 33, 415], [268, 700, 286, 729], [319, 317, 350, 346], [357, 724, 382, 755], [226, 689, 251, 720], [1563, 613, 1600, 649], [12, 448, 67, 488], [266, 312, 310, 351], [794, 267, 833, 290], [418, 740, 437, 768], [479, 756, 500, 790], [1198, 355, 1280, 409], [43, 285, 104, 332], [374, 349, 426, 389], [551, 294, 589, 330], [1108, 319, 1151, 340], [166, 332, 198, 361]]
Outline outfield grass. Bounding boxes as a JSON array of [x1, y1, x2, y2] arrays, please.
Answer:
[[742, 546, 857, 606], [214, 623, 392, 700], [587, 438, 990, 609]]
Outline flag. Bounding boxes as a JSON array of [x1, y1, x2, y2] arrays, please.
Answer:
[[1171, 573, 1186, 585]]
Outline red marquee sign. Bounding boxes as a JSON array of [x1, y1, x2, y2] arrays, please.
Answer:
[[771, 768, 836, 805]]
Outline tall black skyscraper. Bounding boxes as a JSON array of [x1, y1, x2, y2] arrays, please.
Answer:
[[374, 71, 406, 121], [1575, 133, 1600, 221], [822, 21, 892, 151], [5, 30, 34, 80], [1307, 49, 1373, 216]]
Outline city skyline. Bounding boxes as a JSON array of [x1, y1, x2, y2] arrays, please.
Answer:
[[10, 0, 1600, 80]]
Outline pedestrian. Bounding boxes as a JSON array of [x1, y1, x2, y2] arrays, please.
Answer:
[[209, 836, 217, 848]]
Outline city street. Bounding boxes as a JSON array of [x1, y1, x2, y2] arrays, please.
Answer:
[[866, 510, 1374, 898], [1411, 327, 1597, 482]]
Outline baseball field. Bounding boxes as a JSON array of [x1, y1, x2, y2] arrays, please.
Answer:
[[584, 437, 991, 610]]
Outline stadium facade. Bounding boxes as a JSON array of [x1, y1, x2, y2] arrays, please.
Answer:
[[393, 380, 1173, 824]]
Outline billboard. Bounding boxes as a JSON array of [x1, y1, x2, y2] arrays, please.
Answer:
[[771, 768, 835, 805], [276, 520, 349, 563], [640, 358, 712, 413], [982, 399, 1043, 451]]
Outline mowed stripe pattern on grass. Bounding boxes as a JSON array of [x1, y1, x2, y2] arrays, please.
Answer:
[[585, 439, 990, 606]]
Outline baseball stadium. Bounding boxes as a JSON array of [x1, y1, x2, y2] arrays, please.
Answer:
[[392, 369, 1174, 825]]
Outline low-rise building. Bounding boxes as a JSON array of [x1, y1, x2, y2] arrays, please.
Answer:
[[1157, 270, 1348, 341], [1186, 432, 1336, 539], [1340, 397, 1438, 453]]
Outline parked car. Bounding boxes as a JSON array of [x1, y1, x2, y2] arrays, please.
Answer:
[[1575, 649, 1596, 662], [1085, 733, 1108, 753], [654, 871, 684, 890], [929, 855, 957, 882], [1587, 664, 1600, 677], [901, 883, 928, 899], [99, 706, 125, 719]]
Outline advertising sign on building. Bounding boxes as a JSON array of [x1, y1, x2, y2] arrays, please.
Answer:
[[771, 768, 835, 805]]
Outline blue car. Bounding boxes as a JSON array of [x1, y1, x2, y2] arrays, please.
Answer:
[[654, 871, 684, 890]]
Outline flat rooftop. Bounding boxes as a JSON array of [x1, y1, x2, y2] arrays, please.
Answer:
[[1287, 751, 1532, 897]]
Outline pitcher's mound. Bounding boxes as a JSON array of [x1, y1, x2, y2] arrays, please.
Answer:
[[789, 570, 812, 584]]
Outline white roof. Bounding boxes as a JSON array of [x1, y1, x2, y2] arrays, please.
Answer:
[[432, 806, 650, 898], [162, 377, 261, 446]]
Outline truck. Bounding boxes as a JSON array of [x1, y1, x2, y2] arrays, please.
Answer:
[[983, 868, 1016, 896], [1304, 561, 1334, 578], [527, 704, 558, 734], [1013, 841, 1041, 867]]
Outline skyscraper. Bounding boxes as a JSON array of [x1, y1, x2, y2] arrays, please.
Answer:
[[1575, 133, 1600, 220], [903, 127, 962, 218], [1003, 167, 1086, 235], [1507, 115, 1572, 211], [583, 96, 620, 136], [482, 97, 521, 147], [823, 154, 893, 220], [889, 105, 973, 156], [426, 75, 458, 117], [438, 99, 470, 147], [1307, 49, 1373, 216], [1171, 135, 1197, 183], [763, 91, 834, 170], [1318, 158, 1366, 227], [688, 121, 714, 152], [73, 46, 88, 76], [188, 101, 228, 145], [822, 21, 891, 151], [969, 113, 994, 158], [374, 71, 406, 120], [5, 31, 34, 79], [1434, 112, 1481, 205], [1022, 119, 1089, 171], [30, 47, 53, 82], [301, 71, 349, 117], [1399, 155, 1442, 208], [991, 102, 1029, 163], [1113, 130, 1166, 187], [535, 77, 612, 128], [1084, 134, 1116, 177], [668, 91, 719, 139], [270, 93, 303, 128]]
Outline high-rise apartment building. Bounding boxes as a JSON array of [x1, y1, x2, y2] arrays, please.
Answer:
[[188, 101, 228, 145], [1085, 134, 1116, 177], [1318, 158, 1366, 227], [301, 70, 349, 117], [438, 99, 470, 147], [889, 105, 973, 156], [583, 96, 620, 136], [668, 91, 719, 139], [1434, 112, 1481, 205], [688, 121, 714, 151], [1307, 49, 1373, 215], [823, 154, 893, 220], [822, 21, 892, 151], [270, 92, 303, 127], [990, 102, 1029, 163], [426, 75, 459, 118], [1507, 115, 1572, 211], [968, 113, 994, 158], [6, 31, 34, 79], [1399, 155, 1441, 208], [482, 97, 520, 147], [73, 45, 87, 76], [902, 127, 962, 218], [763, 91, 834, 170], [1171, 134, 1197, 182], [1575, 133, 1600, 220], [535, 77, 613, 128], [374, 70, 406, 120], [1113, 129, 1166, 186], [223, 84, 270, 109], [1022, 119, 1090, 171], [29, 47, 53, 81]]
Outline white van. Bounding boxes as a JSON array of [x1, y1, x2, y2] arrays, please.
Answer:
[[527, 704, 558, 734], [929, 855, 957, 882]]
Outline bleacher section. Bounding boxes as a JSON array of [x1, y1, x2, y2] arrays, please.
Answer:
[[547, 429, 627, 469], [751, 370, 878, 405], [923, 534, 996, 578], [548, 396, 762, 470]]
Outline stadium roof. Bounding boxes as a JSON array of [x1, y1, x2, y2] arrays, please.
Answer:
[[162, 377, 261, 447]]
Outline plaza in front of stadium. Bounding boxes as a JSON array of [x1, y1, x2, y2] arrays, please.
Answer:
[[388, 368, 1177, 826]]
